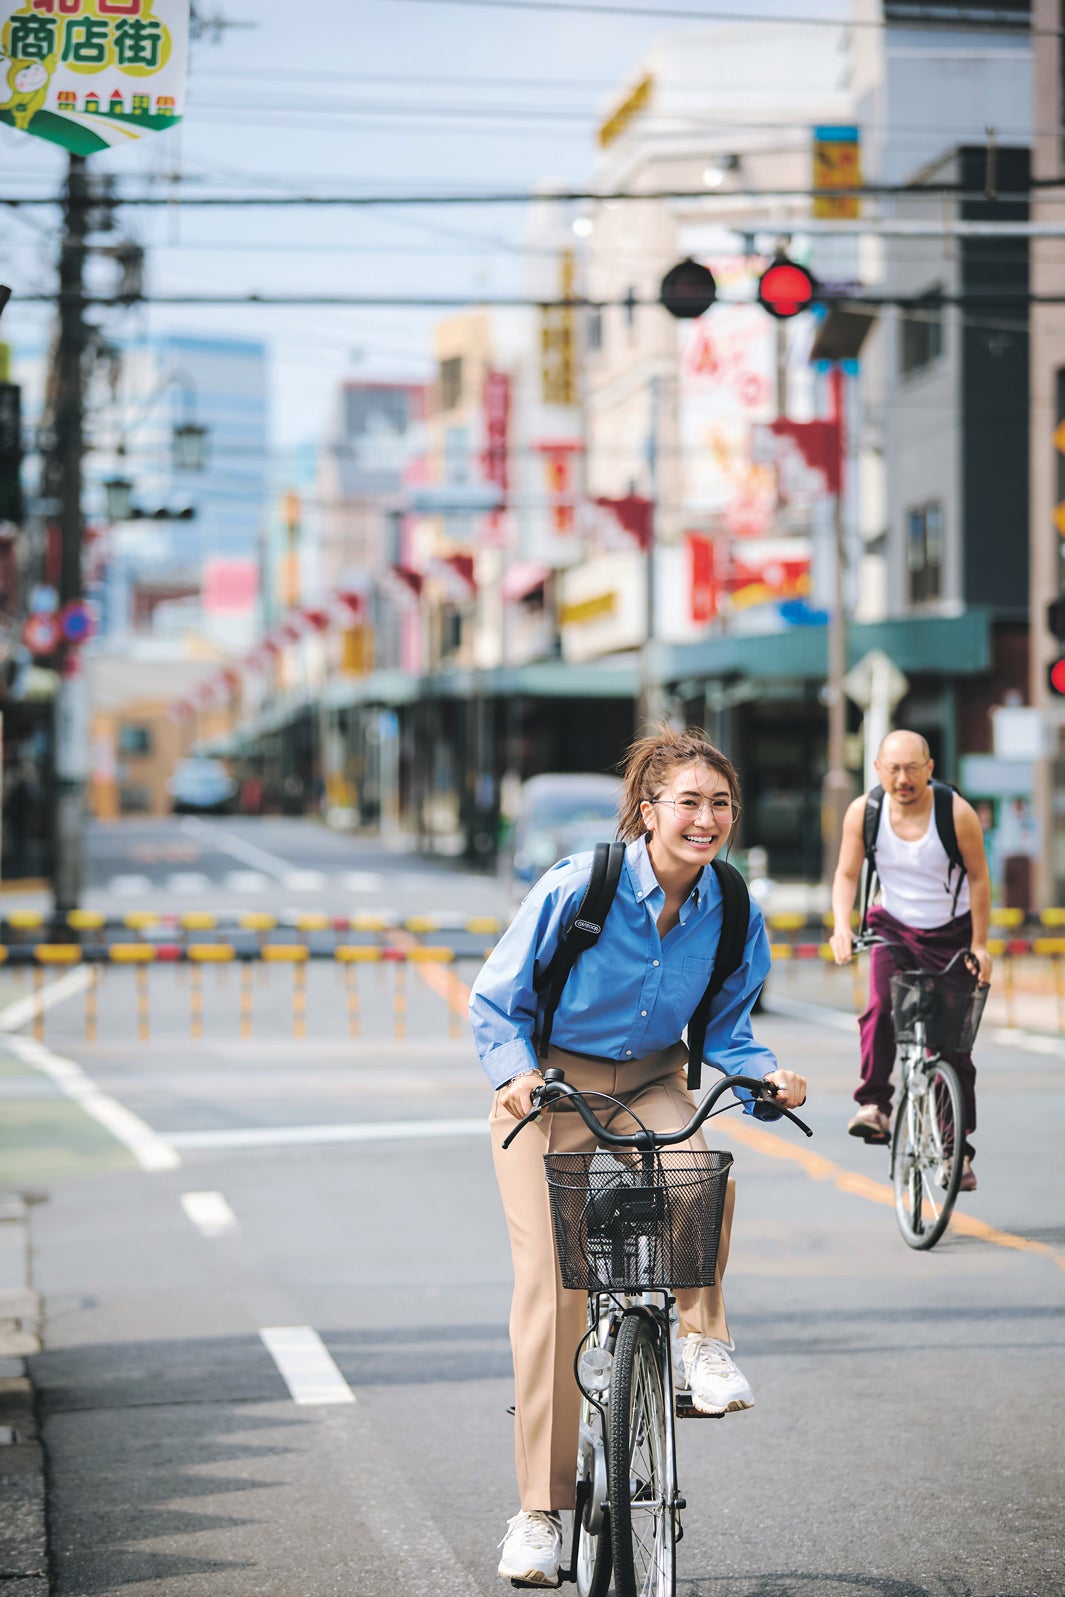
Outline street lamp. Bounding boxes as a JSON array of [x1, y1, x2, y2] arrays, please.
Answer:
[[172, 420, 209, 473], [103, 475, 134, 521]]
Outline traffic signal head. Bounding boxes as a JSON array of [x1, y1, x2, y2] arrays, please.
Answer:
[[1048, 593, 1065, 642], [659, 258, 717, 320], [1049, 656, 1065, 698], [758, 255, 818, 319]]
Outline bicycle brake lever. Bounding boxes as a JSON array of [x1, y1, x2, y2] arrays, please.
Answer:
[[500, 1104, 542, 1151], [774, 1103, 814, 1138]]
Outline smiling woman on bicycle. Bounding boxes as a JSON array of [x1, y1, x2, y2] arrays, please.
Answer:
[[469, 727, 807, 1587]]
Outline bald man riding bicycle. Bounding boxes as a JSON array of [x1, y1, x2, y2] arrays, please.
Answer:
[[829, 730, 992, 1192]]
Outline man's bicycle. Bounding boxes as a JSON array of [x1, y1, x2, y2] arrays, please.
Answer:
[[502, 1066, 812, 1597], [852, 933, 988, 1251]]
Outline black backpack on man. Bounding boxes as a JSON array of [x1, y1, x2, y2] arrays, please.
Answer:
[[859, 779, 967, 932], [532, 842, 752, 1090]]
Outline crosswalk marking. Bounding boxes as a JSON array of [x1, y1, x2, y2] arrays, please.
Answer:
[[223, 870, 271, 894], [180, 1191, 238, 1238], [341, 871, 385, 892], [167, 872, 213, 894], [110, 873, 152, 897], [260, 1326, 356, 1406], [282, 869, 328, 891]]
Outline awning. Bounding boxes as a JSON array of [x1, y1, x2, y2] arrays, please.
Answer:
[[502, 562, 550, 602]]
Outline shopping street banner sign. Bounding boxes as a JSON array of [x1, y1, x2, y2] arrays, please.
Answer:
[[1, 0, 188, 154]]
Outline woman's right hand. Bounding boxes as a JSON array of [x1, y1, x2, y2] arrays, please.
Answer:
[[499, 1069, 545, 1119], [829, 926, 854, 965]]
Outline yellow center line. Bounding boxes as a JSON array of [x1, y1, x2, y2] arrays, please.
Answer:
[[428, 948, 1065, 1270], [725, 1116, 1065, 1269]]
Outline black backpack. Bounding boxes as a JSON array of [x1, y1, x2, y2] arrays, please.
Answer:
[[533, 842, 752, 1091], [860, 779, 966, 931]]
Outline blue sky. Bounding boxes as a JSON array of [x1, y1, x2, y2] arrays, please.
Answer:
[[1, 0, 848, 445]]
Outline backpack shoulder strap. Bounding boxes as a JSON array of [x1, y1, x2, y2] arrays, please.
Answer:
[[685, 858, 751, 1092], [931, 779, 967, 913], [534, 841, 625, 1059], [859, 784, 885, 932]]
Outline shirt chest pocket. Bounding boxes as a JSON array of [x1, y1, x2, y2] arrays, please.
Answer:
[[659, 955, 713, 1014]]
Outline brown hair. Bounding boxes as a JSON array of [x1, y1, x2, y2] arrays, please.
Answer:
[[616, 726, 742, 843]]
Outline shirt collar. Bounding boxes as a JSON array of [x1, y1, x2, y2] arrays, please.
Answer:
[[625, 833, 715, 909]]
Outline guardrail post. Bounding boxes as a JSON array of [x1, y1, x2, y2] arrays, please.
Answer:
[[85, 963, 98, 1042], [393, 955, 406, 1039], [293, 960, 307, 1039], [32, 965, 44, 1042], [136, 963, 150, 1043], [240, 960, 254, 1040], [344, 963, 360, 1038], [190, 962, 203, 1040]]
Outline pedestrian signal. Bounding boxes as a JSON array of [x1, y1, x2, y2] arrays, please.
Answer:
[[758, 256, 818, 319]]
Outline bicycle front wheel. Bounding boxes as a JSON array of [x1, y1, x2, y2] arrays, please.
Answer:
[[892, 1060, 965, 1250], [608, 1313, 676, 1597]]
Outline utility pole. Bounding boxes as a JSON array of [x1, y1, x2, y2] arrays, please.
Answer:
[[638, 374, 666, 730], [821, 364, 852, 884], [49, 154, 91, 913]]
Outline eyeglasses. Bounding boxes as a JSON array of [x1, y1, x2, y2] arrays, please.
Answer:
[[880, 763, 928, 779], [651, 795, 739, 822]]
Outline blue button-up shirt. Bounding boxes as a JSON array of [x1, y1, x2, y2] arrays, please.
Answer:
[[469, 835, 779, 1110]]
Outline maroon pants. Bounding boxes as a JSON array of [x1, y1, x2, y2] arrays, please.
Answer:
[[856, 906, 977, 1150]]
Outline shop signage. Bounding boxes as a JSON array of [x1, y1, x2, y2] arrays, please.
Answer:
[[0, 0, 188, 154]]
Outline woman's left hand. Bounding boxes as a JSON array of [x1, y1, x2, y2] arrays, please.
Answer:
[[764, 1069, 807, 1108]]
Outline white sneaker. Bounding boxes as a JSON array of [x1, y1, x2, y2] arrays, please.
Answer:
[[497, 1509, 563, 1585], [680, 1334, 754, 1416]]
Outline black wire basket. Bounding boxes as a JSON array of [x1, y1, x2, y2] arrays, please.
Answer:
[[889, 968, 988, 1053], [542, 1148, 734, 1290]]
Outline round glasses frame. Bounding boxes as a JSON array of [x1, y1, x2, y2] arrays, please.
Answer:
[[649, 796, 740, 823]]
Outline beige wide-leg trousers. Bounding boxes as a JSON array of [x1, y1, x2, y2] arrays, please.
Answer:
[[489, 1042, 736, 1512]]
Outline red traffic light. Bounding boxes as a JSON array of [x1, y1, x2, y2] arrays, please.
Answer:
[[758, 256, 818, 319], [1049, 656, 1065, 697]]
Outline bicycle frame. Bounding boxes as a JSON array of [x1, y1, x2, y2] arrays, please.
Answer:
[[503, 1068, 812, 1593], [850, 932, 979, 1249]]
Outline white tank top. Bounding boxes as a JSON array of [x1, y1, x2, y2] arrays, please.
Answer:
[[875, 796, 970, 929]]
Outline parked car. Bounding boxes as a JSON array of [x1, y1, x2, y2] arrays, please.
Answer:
[[505, 772, 621, 904], [166, 757, 238, 816]]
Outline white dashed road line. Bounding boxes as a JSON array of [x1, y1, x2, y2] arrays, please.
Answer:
[[167, 1117, 488, 1151], [180, 1190, 239, 1237], [260, 1326, 356, 1406]]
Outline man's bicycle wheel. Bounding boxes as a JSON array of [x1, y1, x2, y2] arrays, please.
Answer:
[[608, 1313, 676, 1597], [892, 1059, 965, 1250]]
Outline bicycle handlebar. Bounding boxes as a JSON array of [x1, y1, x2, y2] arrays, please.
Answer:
[[501, 1065, 813, 1152], [849, 931, 982, 982]]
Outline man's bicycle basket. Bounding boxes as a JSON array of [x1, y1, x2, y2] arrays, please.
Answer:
[[542, 1148, 734, 1290], [890, 969, 988, 1054]]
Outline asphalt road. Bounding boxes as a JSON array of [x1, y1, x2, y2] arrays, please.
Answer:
[[5, 818, 1064, 1597]]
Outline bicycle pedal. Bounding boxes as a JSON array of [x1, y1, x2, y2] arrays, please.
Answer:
[[675, 1391, 725, 1419], [509, 1579, 563, 1590]]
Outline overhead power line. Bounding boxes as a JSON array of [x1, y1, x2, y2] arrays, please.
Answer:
[[387, 0, 1052, 36], [10, 290, 1057, 309], [0, 181, 1044, 209]]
